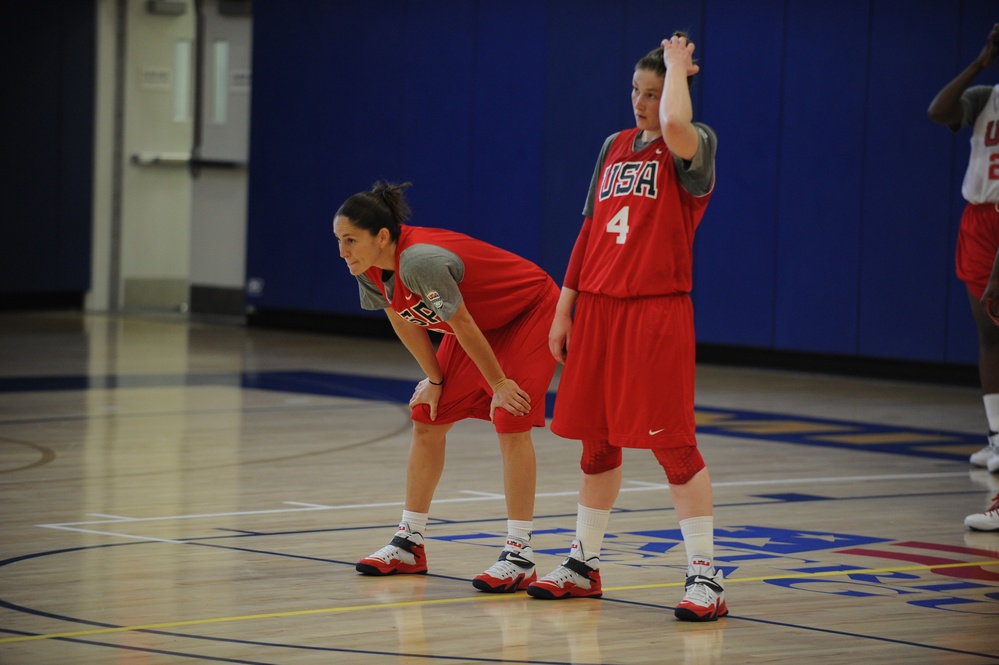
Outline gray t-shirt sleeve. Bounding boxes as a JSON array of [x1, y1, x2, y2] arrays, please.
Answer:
[[582, 124, 717, 216], [398, 244, 465, 321], [961, 85, 994, 129], [679, 123, 717, 197]]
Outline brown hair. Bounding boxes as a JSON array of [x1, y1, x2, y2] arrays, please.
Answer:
[[636, 31, 695, 89], [335, 181, 412, 242]]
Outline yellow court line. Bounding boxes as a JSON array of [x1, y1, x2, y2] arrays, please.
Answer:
[[0, 595, 510, 644], [608, 558, 999, 590], [2, 558, 997, 645]]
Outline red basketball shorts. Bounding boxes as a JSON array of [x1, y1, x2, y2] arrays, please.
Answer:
[[410, 285, 559, 434], [956, 201, 999, 300], [550, 292, 697, 449]]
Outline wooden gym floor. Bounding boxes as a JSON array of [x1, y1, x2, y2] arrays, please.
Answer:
[[0, 311, 996, 664]]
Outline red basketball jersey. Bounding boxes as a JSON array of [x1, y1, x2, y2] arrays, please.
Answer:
[[363, 226, 555, 334], [567, 128, 712, 297]]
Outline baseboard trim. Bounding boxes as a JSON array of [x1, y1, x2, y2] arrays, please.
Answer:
[[247, 307, 396, 339], [0, 292, 84, 311], [245, 309, 978, 387], [189, 285, 245, 317], [697, 344, 977, 387]]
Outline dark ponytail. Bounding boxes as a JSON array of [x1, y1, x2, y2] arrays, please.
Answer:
[[335, 181, 412, 242]]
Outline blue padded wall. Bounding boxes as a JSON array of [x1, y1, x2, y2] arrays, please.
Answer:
[[694, 0, 784, 348], [774, 1, 870, 355], [246, 0, 988, 367], [540, 1, 627, 284], [860, 0, 957, 363], [464, 3, 547, 253], [245, 2, 347, 312], [1, 2, 94, 298], [247, 0, 547, 318]]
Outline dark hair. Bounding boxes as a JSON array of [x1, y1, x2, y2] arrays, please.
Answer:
[[335, 181, 412, 242], [636, 31, 695, 89]]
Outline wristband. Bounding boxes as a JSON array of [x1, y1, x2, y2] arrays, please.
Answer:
[[427, 377, 443, 386]]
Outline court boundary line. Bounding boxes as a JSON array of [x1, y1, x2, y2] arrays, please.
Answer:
[[35, 471, 972, 540], [1, 558, 996, 645]]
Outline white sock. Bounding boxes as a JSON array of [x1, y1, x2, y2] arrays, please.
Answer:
[[576, 504, 611, 559], [506, 519, 533, 549], [400, 510, 428, 535], [679, 516, 714, 569], [984, 394, 999, 434]]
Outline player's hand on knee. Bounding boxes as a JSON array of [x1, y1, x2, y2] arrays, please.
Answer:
[[409, 378, 442, 420], [489, 378, 531, 420]]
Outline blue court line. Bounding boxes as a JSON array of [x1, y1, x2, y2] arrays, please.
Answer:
[[0, 627, 279, 665], [608, 597, 999, 661], [0, 370, 980, 461], [3, 515, 996, 663], [694, 404, 982, 462]]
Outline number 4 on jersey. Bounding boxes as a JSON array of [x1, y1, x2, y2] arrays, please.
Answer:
[[606, 206, 630, 244]]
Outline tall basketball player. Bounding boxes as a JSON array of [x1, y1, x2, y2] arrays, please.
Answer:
[[929, 22, 999, 532], [526, 33, 727, 620]]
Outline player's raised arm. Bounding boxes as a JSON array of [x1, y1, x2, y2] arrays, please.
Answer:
[[660, 33, 700, 160], [928, 23, 999, 129]]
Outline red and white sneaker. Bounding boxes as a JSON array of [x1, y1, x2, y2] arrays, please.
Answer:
[[674, 560, 728, 622], [971, 432, 999, 470], [527, 540, 602, 600], [965, 493, 999, 531], [355, 524, 428, 576], [472, 539, 537, 593]]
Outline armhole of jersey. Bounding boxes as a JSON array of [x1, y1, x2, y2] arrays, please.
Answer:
[[963, 86, 994, 128], [584, 132, 622, 216], [357, 273, 389, 310], [676, 124, 716, 198]]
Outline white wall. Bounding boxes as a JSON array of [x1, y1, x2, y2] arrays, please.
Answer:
[[189, 0, 251, 300], [88, 0, 251, 314]]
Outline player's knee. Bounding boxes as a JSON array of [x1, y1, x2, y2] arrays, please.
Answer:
[[580, 439, 623, 475], [653, 446, 705, 485]]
